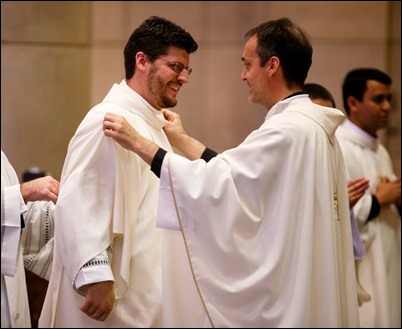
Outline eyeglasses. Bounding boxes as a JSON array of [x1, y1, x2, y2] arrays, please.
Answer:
[[158, 58, 192, 76]]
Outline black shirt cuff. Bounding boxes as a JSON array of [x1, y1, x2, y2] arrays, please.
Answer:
[[151, 147, 218, 177], [150, 148, 167, 178], [20, 214, 25, 229], [201, 147, 218, 162], [367, 194, 380, 222]]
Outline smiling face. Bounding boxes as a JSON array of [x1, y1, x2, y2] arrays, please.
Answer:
[[147, 46, 191, 110]]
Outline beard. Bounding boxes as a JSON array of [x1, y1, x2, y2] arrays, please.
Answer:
[[159, 94, 177, 108], [148, 68, 178, 109]]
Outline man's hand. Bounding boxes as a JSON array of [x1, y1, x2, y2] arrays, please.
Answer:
[[20, 176, 59, 204], [103, 113, 159, 165], [375, 176, 401, 206], [348, 177, 369, 208], [103, 113, 139, 152], [162, 109, 207, 160], [79, 281, 115, 322], [162, 108, 189, 148]]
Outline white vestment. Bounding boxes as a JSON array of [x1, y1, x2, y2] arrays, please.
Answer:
[[39, 80, 171, 327], [1, 151, 30, 328], [157, 96, 360, 327], [1, 151, 54, 328], [336, 119, 401, 328]]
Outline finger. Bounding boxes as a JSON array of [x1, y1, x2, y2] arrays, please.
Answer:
[[79, 300, 93, 313], [97, 313, 109, 322], [87, 308, 96, 316], [92, 311, 109, 322], [103, 124, 116, 134], [105, 113, 116, 121], [103, 120, 113, 129], [79, 303, 89, 313], [50, 192, 58, 204]]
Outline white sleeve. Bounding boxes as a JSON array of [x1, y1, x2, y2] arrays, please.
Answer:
[[74, 250, 114, 294]]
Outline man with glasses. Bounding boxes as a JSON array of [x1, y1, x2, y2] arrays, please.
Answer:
[[39, 16, 198, 327]]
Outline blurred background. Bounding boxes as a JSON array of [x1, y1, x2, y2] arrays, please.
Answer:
[[2, 1, 401, 181]]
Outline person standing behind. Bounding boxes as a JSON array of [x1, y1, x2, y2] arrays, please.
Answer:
[[303, 82, 337, 107], [336, 68, 401, 328], [103, 17, 359, 327], [39, 16, 198, 327], [1, 150, 59, 328]]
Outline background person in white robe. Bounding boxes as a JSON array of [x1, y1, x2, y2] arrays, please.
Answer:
[[39, 16, 198, 327], [336, 68, 401, 328], [103, 18, 360, 328], [1, 150, 59, 328]]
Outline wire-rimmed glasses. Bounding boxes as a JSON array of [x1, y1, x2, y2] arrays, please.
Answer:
[[158, 58, 192, 75]]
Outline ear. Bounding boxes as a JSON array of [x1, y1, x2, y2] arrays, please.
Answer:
[[266, 56, 280, 73], [347, 96, 359, 113], [135, 52, 148, 72]]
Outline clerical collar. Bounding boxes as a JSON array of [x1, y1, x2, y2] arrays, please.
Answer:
[[283, 91, 304, 100]]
